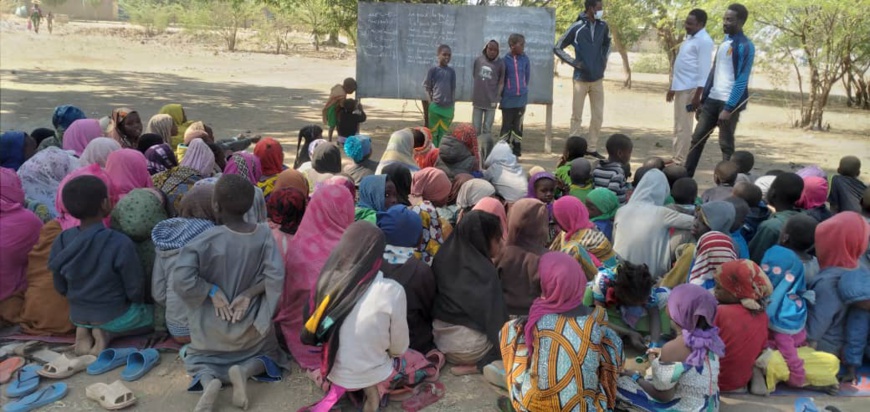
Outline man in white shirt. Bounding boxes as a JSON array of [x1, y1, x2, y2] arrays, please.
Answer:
[[667, 9, 714, 166]]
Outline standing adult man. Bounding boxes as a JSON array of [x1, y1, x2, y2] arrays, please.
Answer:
[[667, 9, 714, 166], [685, 3, 755, 177], [554, 0, 611, 156]]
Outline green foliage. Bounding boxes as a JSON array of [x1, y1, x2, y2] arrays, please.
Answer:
[[182, 0, 259, 51], [633, 53, 670, 74], [120, 0, 181, 36]]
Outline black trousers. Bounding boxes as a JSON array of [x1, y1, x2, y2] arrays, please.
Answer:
[[500, 107, 525, 157], [684, 99, 741, 177]]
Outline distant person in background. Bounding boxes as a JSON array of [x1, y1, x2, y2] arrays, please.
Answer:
[[685, 3, 755, 177], [335, 98, 366, 146], [424, 44, 457, 148], [472, 39, 505, 161], [501, 34, 530, 157], [47, 11, 53, 34], [30, 3, 42, 33], [667, 9, 714, 166], [323, 78, 357, 142], [554, 0, 611, 156]]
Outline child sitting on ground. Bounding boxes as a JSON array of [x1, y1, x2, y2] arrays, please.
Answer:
[[829, 155, 866, 214], [749, 173, 804, 263], [761, 215, 819, 388], [50, 175, 152, 356], [555, 135, 588, 191], [592, 134, 633, 205], [585, 187, 619, 241], [528, 172, 558, 243], [724, 196, 751, 259], [335, 98, 367, 146], [667, 177, 698, 261], [733, 181, 769, 243], [173, 174, 288, 411], [732, 150, 755, 183], [643, 156, 665, 170], [568, 158, 595, 201], [585, 261, 669, 351], [702, 160, 740, 203]]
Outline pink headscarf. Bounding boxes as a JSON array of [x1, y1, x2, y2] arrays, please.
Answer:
[[411, 167, 452, 207], [315, 175, 356, 199], [815, 212, 870, 269], [668, 284, 726, 367], [553, 195, 595, 238], [179, 138, 215, 177], [472, 197, 508, 240], [62, 119, 104, 156], [55, 164, 116, 230], [105, 149, 153, 199], [223, 152, 263, 185], [0, 168, 43, 301], [796, 165, 826, 180], [275, 184, 354, 370], [525, 252, 587, 356], [797, 176, 828, 210]]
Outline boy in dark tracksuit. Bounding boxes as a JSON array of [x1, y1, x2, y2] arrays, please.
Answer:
[[500, 34, 530, 157]]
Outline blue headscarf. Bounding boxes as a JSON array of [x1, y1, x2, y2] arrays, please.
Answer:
[[52, 105, 87, 134], [0, 131, 27, 171], [344, 135, 372, 164], [761, 245, 815, 334], [377, 204, 423, 247], [358, 175, 387, 212]]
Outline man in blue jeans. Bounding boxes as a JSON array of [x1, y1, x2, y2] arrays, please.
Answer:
[[685, 3, 755, 178]]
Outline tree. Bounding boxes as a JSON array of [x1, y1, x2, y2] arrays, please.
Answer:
[[120, 0, 181, 36], [755, 0, 870, 129]]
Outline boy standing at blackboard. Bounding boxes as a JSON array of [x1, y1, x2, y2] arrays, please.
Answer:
[[323, 77, 357, 142], [473, 39, 505, 162], [423, 44, 456, 148], [500, 33, 530, 157]]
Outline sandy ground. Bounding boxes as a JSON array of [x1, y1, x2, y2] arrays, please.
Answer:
[[1, 17, 869, 412]]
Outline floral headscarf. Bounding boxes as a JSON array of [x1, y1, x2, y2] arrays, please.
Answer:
[[17, 147, 79, 217], [451, 123, 480, 171], [714, 259, 773, 311], [144, 143, 178, 175], [224, 152, 263, 185], [79, 137, 122, 168]]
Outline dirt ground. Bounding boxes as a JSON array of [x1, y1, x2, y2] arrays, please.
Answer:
[[1, 17, 869, 412]]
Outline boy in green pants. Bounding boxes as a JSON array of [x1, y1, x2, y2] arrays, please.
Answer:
[[423, 45, 456, 147]]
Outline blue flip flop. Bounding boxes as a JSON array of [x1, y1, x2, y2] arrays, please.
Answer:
[[87, 348, 138, 375], [2, 382, 68, 412], [121, 349, 160, 381], [5, 365, 40, 398]]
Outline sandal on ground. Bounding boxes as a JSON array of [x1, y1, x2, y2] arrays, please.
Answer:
[[38, 354, 96, 379], [87, 348, 138, 375], [0, 356, 25, 384], [1, 382, 68, 412], [5, 365, 41, 398], [401, 381, 446, 412], [120, 349, 160, 382], [86, 381, 137, 410]]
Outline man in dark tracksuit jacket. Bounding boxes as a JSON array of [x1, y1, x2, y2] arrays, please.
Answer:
[[554, 0, 611, 155], [685, 4, 755, 177]]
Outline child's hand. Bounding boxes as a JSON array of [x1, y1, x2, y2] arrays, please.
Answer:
[[628, 332, 646, 351], [839, 366, 858, 384], [229, 294, 253, 323], [210, 287, 232, 321], [646, 347, 662, 360]]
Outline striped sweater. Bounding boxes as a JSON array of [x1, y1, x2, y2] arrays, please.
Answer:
[[592, 160, 628, 204]]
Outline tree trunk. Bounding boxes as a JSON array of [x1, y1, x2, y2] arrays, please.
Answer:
[[611, 29, 632, 89]]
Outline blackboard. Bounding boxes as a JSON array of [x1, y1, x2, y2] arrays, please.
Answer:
[[356, 3, 555, 105]]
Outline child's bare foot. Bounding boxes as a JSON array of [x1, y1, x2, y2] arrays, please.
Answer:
[[90, 328, 109, 356], [194, 379, 222, 412], [749, 366, 769, 396], [449, 364, 479, 376], [362, 385, 380, 412], [74, 327, 94, 356], [228, 365, 248, 410]]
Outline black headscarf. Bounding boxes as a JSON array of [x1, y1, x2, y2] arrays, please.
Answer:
[[382, 163, 412, 206], [312, 143, 342, 174], [431, 210, 507, 361], [137, 133, 164, 153], [301, 221, 386, 375]]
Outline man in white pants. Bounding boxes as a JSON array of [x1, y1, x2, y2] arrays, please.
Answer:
[[667, 9, 714, 165]]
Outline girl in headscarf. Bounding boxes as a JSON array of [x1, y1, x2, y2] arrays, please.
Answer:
[[152, 184, 218, 343], [451, 123, 481, 170], [61, 118, 103, 157], [39, 105, 86, 150], [110, 189, 168, 302], [500, 252, 624, 411], [796, 165, 826, 180], [410, 167, 451, 208], [296, 138, 326, 174], [0, 169, 43, 325], [106, 108, 143, 149], [223, 152, 263, 185], [405, 168, 448, 265], [273, 168, 310, 197], [687, 231, 737, 289], [159, 103, 194, 148], [432, 210, 507, 372], [551, 195, 617, 274], [343, 134, 378, 184], [316, 175, 356, 200], [797, 176, 832, 222], [412, 126, 439, 169], [275, 185, 354, 373], [176, 130, 211, 163], [496, 199, 550, 315], [382, 164, 410, 204], [441, 173, 473, 225], [17, 146, 79, 219], [472, 197, 507, 241], [301, 222, 409, 412], [137, 133, 165, 153], [145, 114, 176, 146], [456, 178, 496, 217], [616, 284, 724, 412], [527, 171, 558, 243], [293, 125, 323, 169], [435, 135, 476, 179], [484, 141, 526, 203], [266, 187, 307, 261], [105, 149, 154, 199], [355, 175, 398, 223], [79, 137, 122, 168], [1, 131, 36, 171], [713, 260, 773, 393], [376, 128, 419, 174], [305, 142, 342, 190], [661, 199, 738, 289], [144, 143, 178, 175], [254, 138, 286, 197], [586, 187, 619, 240], [152, 138, 215, 214], [613, 169, 693, 278]]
